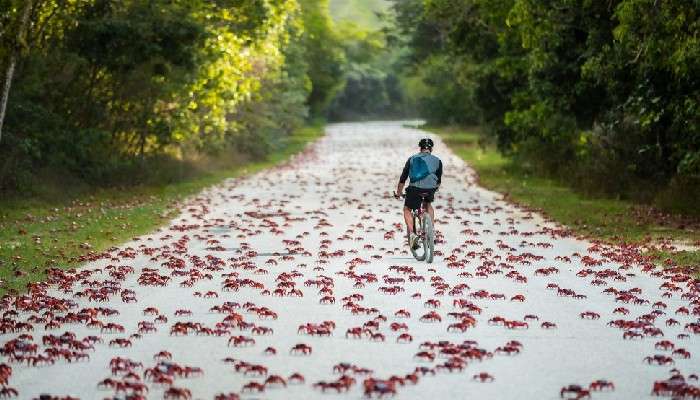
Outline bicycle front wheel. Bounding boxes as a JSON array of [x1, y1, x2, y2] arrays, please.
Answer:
[[423, 214, 434, 263]]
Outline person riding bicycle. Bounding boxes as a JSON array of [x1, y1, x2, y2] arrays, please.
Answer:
[[395, 138, 443, 248]]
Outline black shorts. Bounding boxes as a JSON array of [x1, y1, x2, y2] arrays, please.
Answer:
[[404, 186, 436, 210]]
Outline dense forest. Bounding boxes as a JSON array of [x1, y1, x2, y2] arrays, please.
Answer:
[[1, 0, 698, 213], [0, 0, 395, 193], [388, 0, 699, 208]]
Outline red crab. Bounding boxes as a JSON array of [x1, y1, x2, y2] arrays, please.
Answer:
[[265, 375, 287, 387], [346, 327, 362, 339], [495, 346, 520, 356], [241, 382, 265, 393], [623, 331, 644, 340], [214, 394, 240, 400], [473, 372, 494, 382], [447, 321, 473, 332], [109, 338, 132, 348], [643, 355, 674, 365], [672, 348, 690, 359], [589, 380, 614, 391], [397, 333, 413, 343], [228, 336, 255, 347], [164, 387, 192, 399], [364, 379, 396, 398], [560, 384, 590, 399], [505, 320, 529, 329], [369, 333, 385, 342], [414, 351, 435, 362], [390, 322, 409, 332], [419, 311, 442, 323], [252, 326, 273, 336], [580, 311, 600, 320], [288, 373, 305, 384], [290, 343, 312, 355], [655, 340, 675, 351], [244, 365, 268, 377], [424, 299, 441, 308], [101, 323, 125, 333]]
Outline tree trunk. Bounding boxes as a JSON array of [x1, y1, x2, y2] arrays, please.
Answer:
[[139, 132, 146, 161], [0, 0, 34, 144], [0, 61, 17, 144]]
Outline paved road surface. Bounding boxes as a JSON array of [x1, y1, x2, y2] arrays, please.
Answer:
[[3, 122, 699, 399]]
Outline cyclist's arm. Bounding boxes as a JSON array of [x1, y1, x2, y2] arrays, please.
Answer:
[[436, 160, 443, 187], [396, 159, 410, 196]]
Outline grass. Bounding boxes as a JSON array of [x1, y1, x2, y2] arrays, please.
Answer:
[[0, 123, 325, 295], [430, 125, 700, 273]]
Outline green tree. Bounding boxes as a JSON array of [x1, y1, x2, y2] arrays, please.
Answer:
[[326, 20, 410, 120], [0, 0, 42, 143], [298, 0, 345, 116], [0, 0, 322, 192], [391, 0, 700, 203]]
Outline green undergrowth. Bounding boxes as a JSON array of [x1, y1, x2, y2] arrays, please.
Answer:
[[0, 123, 325, 295], [431, 125, 700, 274]]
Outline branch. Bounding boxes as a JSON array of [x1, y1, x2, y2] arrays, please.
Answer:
[[27, 0, 61, 49]]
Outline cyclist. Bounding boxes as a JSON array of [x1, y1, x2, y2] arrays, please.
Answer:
[[395, 138, 443, 248]]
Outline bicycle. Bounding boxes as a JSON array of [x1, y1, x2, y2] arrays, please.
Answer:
[[394, 191, 435, 263]]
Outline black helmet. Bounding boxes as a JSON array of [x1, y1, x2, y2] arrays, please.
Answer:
[[418, 138, 434, 150]]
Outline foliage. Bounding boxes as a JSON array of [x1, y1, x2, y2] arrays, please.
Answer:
[[390, 0, 700, 211], [0, 0, 335, 193], [325, 21, 409, 121], [298, 0, 345, 116], [411, 54, 480, 125]]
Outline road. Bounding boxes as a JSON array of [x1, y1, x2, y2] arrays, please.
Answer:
[[3, 121, 699, 399]]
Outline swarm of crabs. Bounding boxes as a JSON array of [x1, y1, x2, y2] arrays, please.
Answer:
[[0, 124, 697, 399]]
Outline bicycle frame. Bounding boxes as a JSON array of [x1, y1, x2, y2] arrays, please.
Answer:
[[395, 191, 435, 263], [411, 199, 428, 235]]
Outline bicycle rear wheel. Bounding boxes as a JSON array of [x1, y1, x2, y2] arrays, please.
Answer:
[[410, 214, 427, 261], [423, 214, 434, 263]]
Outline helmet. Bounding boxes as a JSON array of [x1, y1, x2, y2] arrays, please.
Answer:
[[418, 138, 434, 150]]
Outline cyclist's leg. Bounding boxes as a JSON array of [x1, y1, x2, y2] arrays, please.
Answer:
[[425, 202, 435, 222], [422, 188, 437, 222], [403, 187, 421, 234], [403, 206, 414, 234]]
